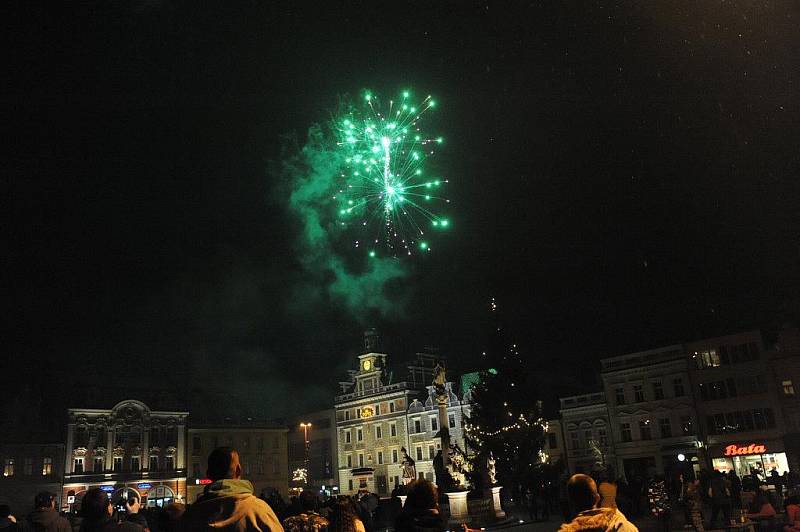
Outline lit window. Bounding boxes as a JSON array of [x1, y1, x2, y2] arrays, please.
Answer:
[[783, 380, 795, 396], [3, 459, 14, 477], [42, 457, 53, 476]]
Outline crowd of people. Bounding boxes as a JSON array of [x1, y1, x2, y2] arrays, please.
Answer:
[[2, 449, 800, 532]]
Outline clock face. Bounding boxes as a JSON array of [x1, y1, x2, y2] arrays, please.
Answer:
[[363, 360, 372, 371], [361, 407, 374, 418]]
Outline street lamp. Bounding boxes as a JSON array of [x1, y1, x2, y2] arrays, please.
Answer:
[[299, 422, 312, 485]]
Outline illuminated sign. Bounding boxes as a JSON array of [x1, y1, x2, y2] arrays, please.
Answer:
[[67, 496, 75, 504], [724, 444, 767, 456], [195, 478, 212, 485], [137, 483, 152, 489], [100, 485, 115, 492]]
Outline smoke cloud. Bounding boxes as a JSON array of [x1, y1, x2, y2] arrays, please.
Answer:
[[282, 123, 410, 322]]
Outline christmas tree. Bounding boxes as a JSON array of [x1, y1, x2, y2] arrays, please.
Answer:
[[462, 298, 548, 491]]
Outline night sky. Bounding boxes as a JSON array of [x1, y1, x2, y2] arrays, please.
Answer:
[[5, 1, 800, 427]]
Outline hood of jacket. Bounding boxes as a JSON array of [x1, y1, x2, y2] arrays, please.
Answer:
[[559, 507, 634, 532], [200, 478, 255, 500]]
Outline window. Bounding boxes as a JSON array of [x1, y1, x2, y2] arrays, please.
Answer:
[[93, 457, 103, 472], [3, 459, 14, 477], [620, 423, 632, 443], [584, 430, 593, 445], [695, 349, 721, 368], [547, 433, 558, 449], [392, 449, 399, 463], [390, 423, 397, 437], [659, 418, 672, 438], [597, 428, 608, 446], [639, 420, 652, 440], [389, 402, 395, 413], [418, 472, 425, 480], [615, 387, 626, 405], [653, 381, 664, 400], [414, 419, 421, 433], [348, 479, 353, 491], [165, 456, 174, 470], [673, 378, 685, 397], [376, 426, 382, 439], [394, 475, 400, 488], [345, 431, 352, 444], [784, 380, 795, 396], [416, 446, 423, 461], [634, 385, 645, 403], [375, 404, 381, 416], [569, 431, 579, 449], [431, 417, 438, 432], [74, 457, 84, 473], [193, 436, 202, 451], [149, 456, 159, 471], [345, 410, 351, 421], [22, 458, 32, 476], [449, 414, 456, 428], [131, 456, 140, 472], [378, 451, 384, 465], [42, 457, 53, 476], [358, 453, 364, 467], [357, 428, 363, 442], [428, 445, 435, 459], [347, 455, 352, 468], [113, 457, 122, 471]]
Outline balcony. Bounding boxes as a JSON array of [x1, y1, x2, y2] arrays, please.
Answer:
[[335, 382, 409, 403], [65, 469, 186, 483]]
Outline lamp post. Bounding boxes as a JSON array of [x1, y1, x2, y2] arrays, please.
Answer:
[[300, 422, 312, 486]]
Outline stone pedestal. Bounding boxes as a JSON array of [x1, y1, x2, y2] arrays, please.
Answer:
[[490, 486, 505, 518], [398, 495, 407, 508], [446, 491, 469, 525]]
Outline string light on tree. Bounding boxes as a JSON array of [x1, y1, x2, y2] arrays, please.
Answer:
[[334, 89, 451, 256]]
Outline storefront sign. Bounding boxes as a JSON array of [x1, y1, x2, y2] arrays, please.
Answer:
[[100, 485, 115, 492], [724, 443, 767, 456], [137, 483, 152, 490]]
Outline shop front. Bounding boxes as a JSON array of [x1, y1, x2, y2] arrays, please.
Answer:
[[710, 440, 789, 478]]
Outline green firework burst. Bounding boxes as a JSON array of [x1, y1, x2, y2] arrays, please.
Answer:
[[334, 89, 450, 256]]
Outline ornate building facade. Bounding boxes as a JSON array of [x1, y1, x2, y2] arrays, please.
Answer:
[[62, 399, 188, 507], [335, 332, 471, 495]]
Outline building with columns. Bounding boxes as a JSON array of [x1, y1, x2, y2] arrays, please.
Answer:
[[62, 399, 188, 508], [335, 331, 471, 496]]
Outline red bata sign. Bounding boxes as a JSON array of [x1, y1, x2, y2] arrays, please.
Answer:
[[724, 444, 767, 456]]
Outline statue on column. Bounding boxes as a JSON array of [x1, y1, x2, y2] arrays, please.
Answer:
[[400, 447, 416, 485], [487, 452, 497, 485]]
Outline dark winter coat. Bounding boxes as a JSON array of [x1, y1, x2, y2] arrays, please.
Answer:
[[77, 517, 142, 532], [27, 508, 71, 532], [394, 509, 445, 532]]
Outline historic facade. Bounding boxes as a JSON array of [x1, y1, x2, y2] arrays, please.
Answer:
[[335, 332, 471, 495], [187, 422, 288, 502], [62, 399, 188, 508], [0, 443, 65, 511], [559, 391, 615, 474]]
